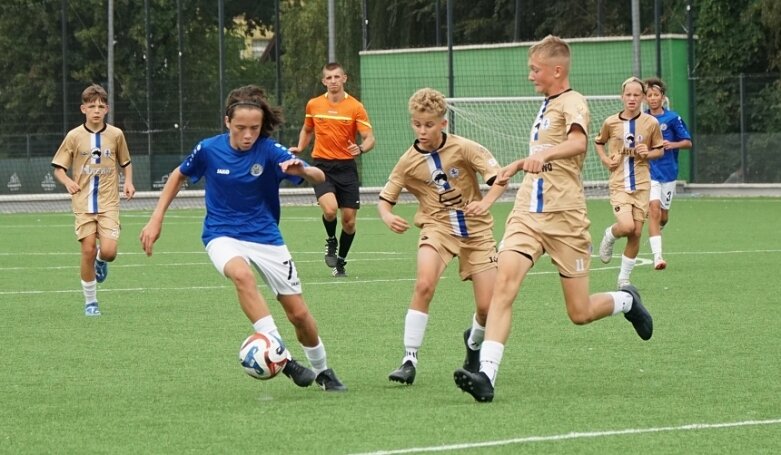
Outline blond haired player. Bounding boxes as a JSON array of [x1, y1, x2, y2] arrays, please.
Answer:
[[379, 88, 506, 385], [596, 77, 665, 288], [52, 84, 135, 316], [454, 36, 653, 403], [289, 62, 375, 278]]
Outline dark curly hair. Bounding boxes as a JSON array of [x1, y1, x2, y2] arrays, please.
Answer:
[[224, 85, 284, 137]]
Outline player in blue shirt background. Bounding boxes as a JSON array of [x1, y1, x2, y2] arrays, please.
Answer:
[[643, 77, 692, 270], [140, 85, 347, 392]]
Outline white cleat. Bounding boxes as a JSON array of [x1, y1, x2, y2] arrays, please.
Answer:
[[599, 233, 615, 264], [617, 278, 632, 290], [654, 257, 667, 270]]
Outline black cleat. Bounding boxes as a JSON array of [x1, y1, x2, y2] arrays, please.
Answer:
[[332, 258, 347, 278], [454, 368, 494, 403], [282, 358, 316, 387], [388, 361, 416, 385], [324, 238, 338, 267], [462, 329, 480, 373], [621, 284, 653, 341], [315, 368, 347, 392]]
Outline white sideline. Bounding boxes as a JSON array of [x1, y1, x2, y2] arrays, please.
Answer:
[[347, 418, 781, 455]]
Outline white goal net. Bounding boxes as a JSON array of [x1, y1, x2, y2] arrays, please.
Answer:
[[446, 95, 622, 197]]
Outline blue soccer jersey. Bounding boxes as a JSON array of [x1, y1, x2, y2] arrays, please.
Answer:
[[648, 108, 691, 183], [179, 134, 304, 246]]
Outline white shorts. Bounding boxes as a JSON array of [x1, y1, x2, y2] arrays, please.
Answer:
[[650, 180, 676, 210], [205, 237, 302, 296]]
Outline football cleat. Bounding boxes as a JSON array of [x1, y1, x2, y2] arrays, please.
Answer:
[[620, 284, 653, 341], [388, 361, 416, 385], [462, 329, 480, 373], [599, 231, 615, 264], [332, 258, 347, 278], [617, 278, 632, 290], [315, 368, 347, 392], [654, 257, 667, 270], [324, 238, 338, 268], [282, 358, 316, 387], [454, 368, 494, 403], [85, 302, 101, 317], [94, 259, 108, 283]]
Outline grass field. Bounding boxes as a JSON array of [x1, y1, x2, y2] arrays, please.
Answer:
[[1, 197, 780, 454]]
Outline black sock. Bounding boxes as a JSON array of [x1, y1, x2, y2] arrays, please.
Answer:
[[323, 215, 337, 239], [339, 230, 355, 259]]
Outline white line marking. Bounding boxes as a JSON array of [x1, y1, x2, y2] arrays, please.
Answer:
[[346, 418, 781, 455]]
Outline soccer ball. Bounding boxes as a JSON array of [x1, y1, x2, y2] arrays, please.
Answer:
[[239, 332, 289, 380]]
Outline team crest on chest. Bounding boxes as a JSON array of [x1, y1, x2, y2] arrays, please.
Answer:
[[660, 124, 668, 132], [251, 163, 264, 176], [541, 117, 551, 130], [448, 167, 460, 179], [431, 168, 448, 188]]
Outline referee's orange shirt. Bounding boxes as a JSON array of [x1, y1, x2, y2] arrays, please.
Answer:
[[304, 93, 372, 160]]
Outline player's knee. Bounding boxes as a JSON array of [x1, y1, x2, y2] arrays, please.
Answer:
[[341, 218, 356, 232], [229, 268, 256, 290], [566, 308, 593, 325], [285, 304, 313, 328], [614, 220, 634, 236], [413, 279, 437, 302]]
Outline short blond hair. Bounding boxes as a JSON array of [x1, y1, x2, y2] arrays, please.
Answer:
[[408, 88, 447, 117], [528, 35, 571, 67], [621, 76, 647, 94]]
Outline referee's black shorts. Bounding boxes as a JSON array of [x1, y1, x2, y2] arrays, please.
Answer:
[[312, 158, 361, 209]]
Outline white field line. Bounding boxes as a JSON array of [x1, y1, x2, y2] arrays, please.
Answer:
[[346, 418, 781, 455]]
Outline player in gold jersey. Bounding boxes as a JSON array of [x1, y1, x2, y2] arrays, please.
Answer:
[[52, 84, 135, 316], [380, 88, 507, 385], [595, 77, 664, 289], [454, 36, 653, 403]]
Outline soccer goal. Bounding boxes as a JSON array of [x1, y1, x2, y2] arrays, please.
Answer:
[[446, 95, 622, 196]]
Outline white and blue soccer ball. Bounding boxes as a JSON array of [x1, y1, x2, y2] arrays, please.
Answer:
[[239, 332, 289, 380]]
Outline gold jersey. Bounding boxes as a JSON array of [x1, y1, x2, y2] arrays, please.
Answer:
[[595, 112, 663, 193], [379, 134, 501, 237], [514, 89, 591, 213], [52, 123, 131, 214]]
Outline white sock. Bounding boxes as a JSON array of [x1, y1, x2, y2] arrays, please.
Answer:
[[402, 309, 429, 366], [649, 235, 662, 258], [604, 226, 616, 243], [467, 314, 485, 350], [479, 340, 505, 387], [81, 279, 97, 304], [618, 255, 637, 281], [609, 291, 634, 315], [252, 315, 282, 340], [303, 339, 327, 374]]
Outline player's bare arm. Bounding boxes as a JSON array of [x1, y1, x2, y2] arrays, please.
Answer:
[[280, 159, 325, 185], [53, 167, 81, 194], [464, 178, 508, 216], [289, 125, 314, 155], [378, 199, 409, 234], [139, 168, 187, 256], [123, 164, 136, 200], [533, 125, 588, 165]]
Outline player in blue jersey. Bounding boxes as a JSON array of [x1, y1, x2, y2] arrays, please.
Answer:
[[644, 77, 692, 270], [139, 85, 347, 392]]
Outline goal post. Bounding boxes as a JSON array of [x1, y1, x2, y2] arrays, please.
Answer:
[[446, 95, 622, 195]]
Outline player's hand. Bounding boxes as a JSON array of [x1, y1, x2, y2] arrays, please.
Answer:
[[124, 182, 136, 201], [279, 158, 304, 175], [662, 140, 672, 150], [521, 154, 545, 174], [139, 220, 162, 257], [607, 155, 621, 171], [65, 181, 80, 195], [464, 200, 490, 216], [496, 160, 523, 184], [288, 146, 302, 155], [382, 213, 409, 234], [636, 143, 649, 159], [347, 141, 361, 157]]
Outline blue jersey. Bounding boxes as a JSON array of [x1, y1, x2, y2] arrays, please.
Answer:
[[647, 108, 691, 182], [179, 134, 304, 246]]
